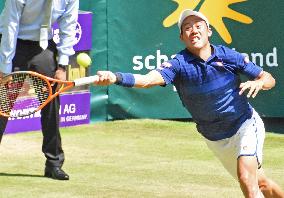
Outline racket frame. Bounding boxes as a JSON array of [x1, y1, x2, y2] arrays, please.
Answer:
[[0, 71, 75, 117]]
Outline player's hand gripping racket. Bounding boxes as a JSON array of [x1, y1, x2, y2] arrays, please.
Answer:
[[0, 71, 98, 118]]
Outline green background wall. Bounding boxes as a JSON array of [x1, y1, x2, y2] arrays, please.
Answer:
[[88, 0, 284, 121], [0, 0, 283, 122]]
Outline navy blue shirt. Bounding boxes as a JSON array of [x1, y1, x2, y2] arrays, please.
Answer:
[[156, 45, 263, 141]]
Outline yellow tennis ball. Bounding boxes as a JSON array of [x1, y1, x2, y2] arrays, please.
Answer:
[[76, 53, 92, 68]]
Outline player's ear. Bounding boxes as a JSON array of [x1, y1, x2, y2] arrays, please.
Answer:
[[179, 32, 184, 41], [207, 27, 212, 37]]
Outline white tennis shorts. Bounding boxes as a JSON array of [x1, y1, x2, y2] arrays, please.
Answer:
[[205, 109, 265, 179]]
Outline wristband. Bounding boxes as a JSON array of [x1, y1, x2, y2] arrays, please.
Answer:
[[114, 72, 135, 87]]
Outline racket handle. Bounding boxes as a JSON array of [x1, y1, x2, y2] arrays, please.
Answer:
[[74, 75, 99, 86]]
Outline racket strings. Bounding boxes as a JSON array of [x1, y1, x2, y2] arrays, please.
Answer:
[[0, 73, 50, 117]]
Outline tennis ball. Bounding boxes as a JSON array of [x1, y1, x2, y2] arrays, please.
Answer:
[[76, 53, 92, 68]]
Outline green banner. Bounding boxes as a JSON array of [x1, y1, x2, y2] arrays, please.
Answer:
[[103, 0, 284, 119], [80, 0, 109, 122], [0, 1, 4, 10]]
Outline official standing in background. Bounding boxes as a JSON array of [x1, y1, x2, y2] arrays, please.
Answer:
[[0, 0, 79, 180]]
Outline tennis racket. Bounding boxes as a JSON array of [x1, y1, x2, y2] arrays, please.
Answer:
[[0, 71, 98, 118]]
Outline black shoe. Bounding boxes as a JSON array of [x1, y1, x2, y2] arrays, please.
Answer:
[[44, 166, 69, 180]]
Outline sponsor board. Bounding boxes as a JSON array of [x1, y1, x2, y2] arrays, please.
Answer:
[[5, 92, 90, 134]]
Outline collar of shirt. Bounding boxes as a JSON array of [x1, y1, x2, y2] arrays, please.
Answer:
[[183, 44, 222, 64]]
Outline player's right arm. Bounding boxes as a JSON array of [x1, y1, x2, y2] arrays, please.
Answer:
[[95, 70, 166, 88]]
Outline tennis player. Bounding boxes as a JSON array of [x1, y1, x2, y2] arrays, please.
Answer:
[[94, 9, 284, 198], [0, 0, 79, 180]]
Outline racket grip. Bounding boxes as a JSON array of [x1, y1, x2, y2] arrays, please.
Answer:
[[74, 75, 99, 86]]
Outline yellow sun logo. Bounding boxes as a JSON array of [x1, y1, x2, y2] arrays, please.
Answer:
[[163, 0, 253, 44]]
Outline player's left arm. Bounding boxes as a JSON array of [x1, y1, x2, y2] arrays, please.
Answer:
[[239, 71, 275, 98]]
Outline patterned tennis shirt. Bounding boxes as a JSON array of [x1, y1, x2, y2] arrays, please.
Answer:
[[157, 45, 263, 141]]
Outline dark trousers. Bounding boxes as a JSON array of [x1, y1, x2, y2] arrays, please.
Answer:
[[0, 38, 64, 168]]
